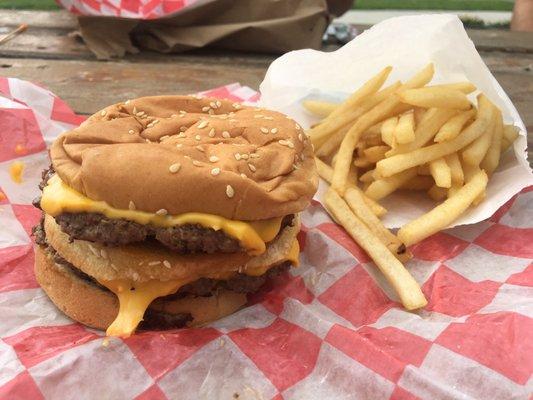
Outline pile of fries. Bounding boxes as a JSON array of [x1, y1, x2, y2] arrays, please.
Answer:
[[305, 64, 519, 310]]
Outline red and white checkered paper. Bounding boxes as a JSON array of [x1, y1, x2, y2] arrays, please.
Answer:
[[0, 77, 531, 400], [55, 0, 200, 19]]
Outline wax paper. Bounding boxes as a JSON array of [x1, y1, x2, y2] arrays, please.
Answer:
[[0, 18, 532, 399], [260, 14, 533, 228]]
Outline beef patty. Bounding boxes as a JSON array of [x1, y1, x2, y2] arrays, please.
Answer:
[[34, 166, 293, 254]]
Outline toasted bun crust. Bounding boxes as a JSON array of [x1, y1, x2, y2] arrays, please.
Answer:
[[35, 247, 247, 331], [50, 95, 317, 220], [44, 213, 300, 283]]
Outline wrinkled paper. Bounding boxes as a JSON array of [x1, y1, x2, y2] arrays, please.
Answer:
[[260, 14, 533, 228]]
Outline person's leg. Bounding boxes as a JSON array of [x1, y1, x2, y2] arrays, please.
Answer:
[[511, 0, 533, 32]]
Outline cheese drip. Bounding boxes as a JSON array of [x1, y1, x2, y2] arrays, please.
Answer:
[[41, 175, 283, 255], [100, 239, 300, 337]]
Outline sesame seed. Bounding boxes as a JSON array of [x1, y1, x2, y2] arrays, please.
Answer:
[[202, 106, 210, 112], [232, 103, 241, 109], [192, 160, 202, 167], [298, 133, 303, 142], [133, 107, 138, 114], [176, 143, 183, 148], [156, 209, 168, 216], [179, 110, 186, 114], [169, 163, 181, 173], [136, 112, 144, 117], [222, 131, 230, 138], [260, 127, 269, 134], [210, 102, 217, 108], [271, 128, 278, 134], [163, 260, 171, 269], [125, 100, 131, 105], [110, 263, 118, 271], [208, 128, 215, 138], [216, 101, 221, 107], [254, 114, 264, 119], [293, 163, 299, 170], [229, 119, 237, 123], [160, 135, 170, 141], [128, 129, 135, 134], [177, 133, 186, 138], [240, 153, 249, 160], [287, 141, 295, 149], [100, 110, 107, 116], [211, 167, 221, 176], [248, 163, 256, 172], [147, 122, 154, 128], [128, 200, 136, 210], [100, 249, 108, 259], [171, 114, 177, 118], [132, 272, 140, 281], [278, 139, 287, 146], [197, 120, 208, 129], [152, 119, 159, 125], [250, 153, 260, 159], [295, 124, 301, 130], [88, 244, 99, 256], [148, 261, 161, 266], [195, 135, 201, 141], [179, 126, 187, 132], [240, 173, 247, 178], [234, 153, 241, 161], [226, 185, 235, 198], [264, 116, 274, 120], [196, 145, 205, 152], [209, 156, 219, 162], [178, 114, 185, 118]]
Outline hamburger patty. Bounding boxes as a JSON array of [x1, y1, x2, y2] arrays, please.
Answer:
[[34, 166, 293, 254]]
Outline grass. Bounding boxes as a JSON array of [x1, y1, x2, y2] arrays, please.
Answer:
[[353, 0, 514, 11], [0, 0, 514, 11]]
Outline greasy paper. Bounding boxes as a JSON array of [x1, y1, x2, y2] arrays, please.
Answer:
[[76, 0, 330, 59], [260, 14, 533, 228]]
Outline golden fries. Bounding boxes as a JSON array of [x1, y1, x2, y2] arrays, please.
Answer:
[[325, 189, 426, 310], [398, 170, 488, 246], [304, 63, 519, 313], [399, 87, 471, 110], [302, 100, 338, 118]]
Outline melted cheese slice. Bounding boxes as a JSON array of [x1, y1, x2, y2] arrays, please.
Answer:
[[100, 239, 300, 337], [41, 174, 283, 255]]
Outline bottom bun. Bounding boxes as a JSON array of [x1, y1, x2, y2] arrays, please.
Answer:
[[35, 246, 247, 331]]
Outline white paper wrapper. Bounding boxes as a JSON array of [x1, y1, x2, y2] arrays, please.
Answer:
[[259, 14, 533, 228]]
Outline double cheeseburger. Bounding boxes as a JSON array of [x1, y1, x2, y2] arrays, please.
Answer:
[[33, 95, 317, 337]]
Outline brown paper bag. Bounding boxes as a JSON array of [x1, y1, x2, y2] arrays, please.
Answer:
[[78, 0, 341, 59]]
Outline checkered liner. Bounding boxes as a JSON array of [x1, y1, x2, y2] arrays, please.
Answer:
[[55, 0, 201, 19], [0, 77, 531, 400]]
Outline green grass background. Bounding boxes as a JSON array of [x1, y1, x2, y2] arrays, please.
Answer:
[[0, 0, 515, 10]]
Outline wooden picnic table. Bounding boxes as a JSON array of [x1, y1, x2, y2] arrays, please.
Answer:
[[0, 10, 532, 156]]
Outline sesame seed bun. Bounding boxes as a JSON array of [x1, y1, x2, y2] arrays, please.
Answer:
[[50, 95, 317, 220], [34, 246, 247, 331]]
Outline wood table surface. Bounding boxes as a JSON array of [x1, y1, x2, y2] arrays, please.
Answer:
[[0, 10, 531, 158]]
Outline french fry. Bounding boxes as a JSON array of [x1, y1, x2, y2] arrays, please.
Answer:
[[332, 63, 435, 194], [428, 185, 448, 201], [359, 169, 375, 183], [375, 94, 493, 178], [462, 107, 496, 166], [381, 117, 398, 147], [315, 82, 402, 157], [434, 109, 476, 142], [429, 158, 452, 188], [447, 183, 462, 198], [308, 67, 392, 147], [325, 189, 427, 310], [401, 175, 434, 191], [302, 100, 338, 118], [315, 157, 387, 217], [429, 82, 477, 94], [394, 112, 416, 144], [363, 145, 390, 163], [365, 168, 417, 200], [387, 108, 458, 156], [480, 107, 504, 176], [353, 157, 372, 168], [445, 152, 464, 185], [399, 87, 471, 110], [501, 124, 519, 152], [398, 170, 488, 246]]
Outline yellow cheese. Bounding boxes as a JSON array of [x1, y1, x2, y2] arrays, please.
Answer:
[[41, 175, 283, 255], [100, 239, 300, 337]]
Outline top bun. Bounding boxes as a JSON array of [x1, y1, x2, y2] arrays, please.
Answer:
[[50, 95, 317, 220]]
